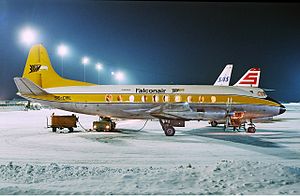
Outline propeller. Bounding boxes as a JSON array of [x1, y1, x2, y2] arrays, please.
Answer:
[[224, 97, 233, 130]]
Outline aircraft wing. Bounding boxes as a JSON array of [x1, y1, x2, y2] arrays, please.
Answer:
[[148, 103, 205, 120]]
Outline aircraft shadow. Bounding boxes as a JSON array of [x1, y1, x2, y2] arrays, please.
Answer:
[[77, 126, 300, 160], [184, 128, 278, 147], [184, 127, 300, 160]]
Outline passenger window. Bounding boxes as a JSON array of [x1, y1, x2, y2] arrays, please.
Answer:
[[199, 96, 205, 103], [175, 95, 181, 102], [129, 95, 134, 102], [163, 95, 170, 102], [105, 94, 112, 102], [141, 95, 147, 103], [117, 95, 122, 102], [187, 96, 193, 103], [153, 95, 159, 103], [211, 96, 216, 103]]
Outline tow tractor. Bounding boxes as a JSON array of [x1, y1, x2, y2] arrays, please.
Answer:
[[92, 117, 116, 132]]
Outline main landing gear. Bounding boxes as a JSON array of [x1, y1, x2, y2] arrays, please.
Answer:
[[210, 120, 218, 127], [159, 119, 176, 136]]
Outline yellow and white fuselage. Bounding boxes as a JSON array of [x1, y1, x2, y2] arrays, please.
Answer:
[[14, 44, 285, 135]]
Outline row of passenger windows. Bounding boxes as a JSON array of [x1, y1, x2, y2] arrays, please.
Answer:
[[105, 95, 218, 103]]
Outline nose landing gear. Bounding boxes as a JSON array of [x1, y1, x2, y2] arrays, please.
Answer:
[[246, 120, 256, 133], [247, 126, 256, 133], [210, 120, 218, 127], [223, 117, 256, 133]]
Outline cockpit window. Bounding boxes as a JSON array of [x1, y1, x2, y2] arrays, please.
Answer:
[[257, 91, 266, 96]]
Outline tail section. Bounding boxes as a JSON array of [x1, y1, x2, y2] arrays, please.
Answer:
[[21, 44, 94, 89], [214, 64, 233, 86], [234, 68, 260, 87]]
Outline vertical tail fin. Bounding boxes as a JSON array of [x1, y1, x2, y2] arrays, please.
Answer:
[[234, 68, 260, 87], [214, 64, 233, 86], [22, 44, 94, 88]]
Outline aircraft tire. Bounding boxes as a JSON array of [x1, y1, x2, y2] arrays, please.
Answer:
[[247, 127, 256, 133], [211, 121, 218, 127], [164, 126, 175, 136], [68, 127, 74, 133]]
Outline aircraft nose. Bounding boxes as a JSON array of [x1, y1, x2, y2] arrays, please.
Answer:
[[279, 105, 286, 115]]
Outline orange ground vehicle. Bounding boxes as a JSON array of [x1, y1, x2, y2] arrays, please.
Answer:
[[47, 114, 78, 132]]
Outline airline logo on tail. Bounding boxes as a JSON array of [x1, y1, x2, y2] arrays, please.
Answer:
[[214, 64, 233, 86], [29, 64, 48, 73], [234, 68, 260, 87]]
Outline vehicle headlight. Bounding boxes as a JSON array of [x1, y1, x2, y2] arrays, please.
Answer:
[[93, 125, 97, 129], [105, 125, 110, 129]]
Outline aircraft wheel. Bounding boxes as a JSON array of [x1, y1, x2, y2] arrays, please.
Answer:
[[164, 126, 175, 136], [111, 122, 116, 131], [211, 121, 218, 127], [247, 127, 256, 133]]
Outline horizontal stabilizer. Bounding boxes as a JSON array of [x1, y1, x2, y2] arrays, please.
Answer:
[[14, 77, 48, 96], [263, 88, 276, 92]]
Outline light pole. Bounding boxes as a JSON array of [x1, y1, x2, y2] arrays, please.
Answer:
[[82, 56, 90, 82], [57, 44, 68, 77], [95, 63, 103, 84]]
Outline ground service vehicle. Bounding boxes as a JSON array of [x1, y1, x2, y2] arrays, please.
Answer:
[[93, 117, 116, 132], [48, 114, 78, 132]]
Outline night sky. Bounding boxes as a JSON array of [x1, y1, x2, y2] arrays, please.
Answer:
[[1, 1, 300, 102]]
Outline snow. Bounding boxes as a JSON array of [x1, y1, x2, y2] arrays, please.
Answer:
[[0, 160, 299, 195], [0, 104, 299, 194]]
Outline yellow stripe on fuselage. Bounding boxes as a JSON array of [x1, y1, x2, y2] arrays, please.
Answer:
[[25, 93, 280, 107]]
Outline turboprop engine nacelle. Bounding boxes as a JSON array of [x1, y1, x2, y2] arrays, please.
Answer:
[[200, 109, 227, 120]]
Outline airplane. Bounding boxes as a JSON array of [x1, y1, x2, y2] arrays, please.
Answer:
[[14, 44, 286, 136]]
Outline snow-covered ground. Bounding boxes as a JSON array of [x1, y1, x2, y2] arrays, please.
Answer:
[[0, 104, 299, 194]]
